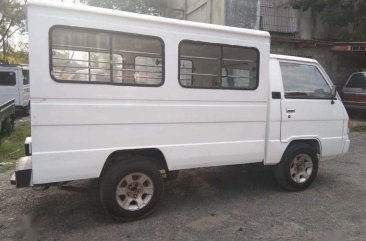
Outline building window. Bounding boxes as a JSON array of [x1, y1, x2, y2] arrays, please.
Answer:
[[280, 62, 332, 99], [0, 71, 16, 86], [179, 40, 259, 90], [50, 26, 164, 86]]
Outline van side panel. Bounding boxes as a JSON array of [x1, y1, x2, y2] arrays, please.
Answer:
[[28, 3, 270, 184]]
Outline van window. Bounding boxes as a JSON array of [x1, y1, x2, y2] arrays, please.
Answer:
[[179, 40, 259, 90], [50, 26, 164, 86], [23, 69, 29, 85], [280, 62, 332, 99], [0, 71, 16, 86], [346, 73, 366, 89]]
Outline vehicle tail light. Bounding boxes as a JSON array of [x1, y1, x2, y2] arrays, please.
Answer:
[[348, 120, 352, 129]]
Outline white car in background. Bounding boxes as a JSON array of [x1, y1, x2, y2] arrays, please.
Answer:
[[0, 65, 30, 114]]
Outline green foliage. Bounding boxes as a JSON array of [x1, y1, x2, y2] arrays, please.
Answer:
[[0, 0, 27, 63], [86, 0, 165, 15], [293, 0, 366, 40], [0, 121, 31, 172]]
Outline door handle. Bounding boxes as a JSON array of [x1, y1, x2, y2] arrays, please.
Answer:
[[286, 108, 296, 113]]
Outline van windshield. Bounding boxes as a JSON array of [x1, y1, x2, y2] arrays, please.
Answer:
[[346, 73, 366, 89], [0, 71, 16, 86], [280, 62, 332, 99]]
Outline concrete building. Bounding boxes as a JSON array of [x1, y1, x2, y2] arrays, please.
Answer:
[[164, 0, 260, 29], [163, 0, 366, 88]]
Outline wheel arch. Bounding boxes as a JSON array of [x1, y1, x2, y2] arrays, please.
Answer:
[[286, 138, 322, 156], [99, 148, 169, 178]]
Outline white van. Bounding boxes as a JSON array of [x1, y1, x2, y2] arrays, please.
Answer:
[[0, 65, 30, 114], [12, 0, 350, 221]]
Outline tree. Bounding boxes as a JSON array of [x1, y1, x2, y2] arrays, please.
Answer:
[[292, 0, 366, 41], [86, 0, 165, 16], [0, 0, 27, 63]]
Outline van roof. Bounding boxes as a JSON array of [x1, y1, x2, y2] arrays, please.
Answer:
[[270, 54, 318, 63], [28, 0, 270, 39], [0, 64, 28, 69]]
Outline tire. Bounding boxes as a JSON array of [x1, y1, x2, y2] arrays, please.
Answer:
[[274, 143, 318, 191], [1, 118, 13, 136], [99, 156, 164, 221]]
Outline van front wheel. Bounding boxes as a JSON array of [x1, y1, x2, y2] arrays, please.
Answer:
[[99, 157, 164, 221], [274, 143, 318, 191]]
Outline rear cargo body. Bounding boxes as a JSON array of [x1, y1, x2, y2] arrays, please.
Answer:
[[27, 0, 270, 185]]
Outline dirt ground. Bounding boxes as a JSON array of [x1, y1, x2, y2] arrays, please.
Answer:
[[0, 132, 365, 241]]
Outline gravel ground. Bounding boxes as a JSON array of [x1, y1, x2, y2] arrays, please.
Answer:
[[0, 132, 365, 241]]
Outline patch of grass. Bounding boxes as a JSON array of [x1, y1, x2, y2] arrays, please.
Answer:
[[350, 124, 366, 132], [0, 121, 31, 172]]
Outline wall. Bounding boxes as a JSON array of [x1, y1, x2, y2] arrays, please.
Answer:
[[225, 0, 260, 29], [166, 0, 225, 25]]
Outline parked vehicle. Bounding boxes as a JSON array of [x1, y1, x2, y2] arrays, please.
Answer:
[[341, 72, 366, 112], [11, 0, 350, 221], [0, 65, 30, 115], [0, 99, 15, 136]]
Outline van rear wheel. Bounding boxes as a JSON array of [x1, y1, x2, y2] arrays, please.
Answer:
[[274, 143, 318, 191], [99, 157, 164, 221]]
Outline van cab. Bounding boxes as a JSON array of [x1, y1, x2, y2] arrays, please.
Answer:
[[0, 65, 30, 114], [11, 0, 350, 221]]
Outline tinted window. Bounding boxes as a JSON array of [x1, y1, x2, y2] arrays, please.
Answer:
[[0, 71, 16, 86], [345, 73, 366, 89], [50, 26, 164, 86], [280, 62, 332, 99], [23, 69, 29, 85], [179, 41, 259, 90]]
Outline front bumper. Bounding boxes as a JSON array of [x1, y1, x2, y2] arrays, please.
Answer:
[[343, 138, 350, 154]]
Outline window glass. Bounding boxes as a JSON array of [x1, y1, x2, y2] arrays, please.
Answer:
[[180, 42, 220, 88], [222, 46, 257, 89], [280, 62, 332, 99], [179, 41, 258, 90], [0, 71, 16, 86], [346, 73, 366, 89], [135, 56, 162, 85], [179, 60, 193, 86], [50, 27, 163, 86], [22, 69, 29, 85]]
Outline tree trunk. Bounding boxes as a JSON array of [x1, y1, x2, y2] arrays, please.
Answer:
[[2, 39, 7, 63]]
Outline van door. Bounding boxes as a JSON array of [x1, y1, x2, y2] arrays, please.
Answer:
[[279, 61, 345, 157], [0, 70, 18, 105]]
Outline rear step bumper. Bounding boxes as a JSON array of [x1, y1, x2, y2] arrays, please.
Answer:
[[10, 156, 32, 188]]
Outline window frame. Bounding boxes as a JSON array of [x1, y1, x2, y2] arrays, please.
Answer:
[[49, 25, 165, 87], [279, 60, 335, 100], [178, 40, 260, 90]]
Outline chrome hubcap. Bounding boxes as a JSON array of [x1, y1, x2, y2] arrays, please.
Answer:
[[290, 154, 313, 184], [115, 172, 154, 211]]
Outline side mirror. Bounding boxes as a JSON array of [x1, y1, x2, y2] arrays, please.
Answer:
[[331, 85, 337, 98], [331, 85, 337, 104]]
